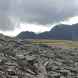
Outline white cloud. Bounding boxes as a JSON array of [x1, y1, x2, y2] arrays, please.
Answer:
[[2, 16, 78, 37], [61, 16, 78, 25], [0, 23, 53, 37]]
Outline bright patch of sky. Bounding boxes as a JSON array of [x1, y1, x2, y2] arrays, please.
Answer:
[[61, 16, 78, 25], [0, 23, 53, 37]]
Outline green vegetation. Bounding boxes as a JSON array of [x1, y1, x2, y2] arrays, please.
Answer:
[[32, 39, 78, 48]]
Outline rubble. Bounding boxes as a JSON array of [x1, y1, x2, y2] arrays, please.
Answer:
[[0, 34, 78, 78]]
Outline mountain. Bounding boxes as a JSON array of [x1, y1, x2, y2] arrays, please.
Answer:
[[17, 31, 37, 39], [17, 23, 78, 40]]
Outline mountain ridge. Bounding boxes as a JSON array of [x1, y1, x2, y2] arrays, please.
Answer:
[[17, 23, 78, 40]]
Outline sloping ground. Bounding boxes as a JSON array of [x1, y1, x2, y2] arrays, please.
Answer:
[[0, 35, 78, 78], [17, 23, 78, 40]]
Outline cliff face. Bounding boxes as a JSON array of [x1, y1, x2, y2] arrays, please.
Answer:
[[0, 34, 78, 78], [17, 23, 78, 40]]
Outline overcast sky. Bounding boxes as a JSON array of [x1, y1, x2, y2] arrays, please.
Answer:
[[0, 0, 78, 36]]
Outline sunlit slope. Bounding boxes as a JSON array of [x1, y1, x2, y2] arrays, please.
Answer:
[[32, 39, 78, 48]]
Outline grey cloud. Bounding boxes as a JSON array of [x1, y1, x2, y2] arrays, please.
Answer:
[[18, 0, 77, 24], [0, 15, 15, 31], [0, 0, 78, 30]]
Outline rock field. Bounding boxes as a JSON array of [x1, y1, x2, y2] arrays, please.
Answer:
[[0, 35, 78, 78]]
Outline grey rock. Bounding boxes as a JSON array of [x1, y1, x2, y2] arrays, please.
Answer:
[[0, 34, 78, 78]]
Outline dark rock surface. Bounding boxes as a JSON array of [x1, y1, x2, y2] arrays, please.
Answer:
[[0, 34, 78, 78]]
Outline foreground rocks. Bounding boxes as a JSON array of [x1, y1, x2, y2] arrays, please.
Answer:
[[0, 35, 78, 78]]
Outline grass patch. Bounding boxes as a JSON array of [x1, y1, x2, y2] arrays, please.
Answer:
[[32, 39, 78, 48]]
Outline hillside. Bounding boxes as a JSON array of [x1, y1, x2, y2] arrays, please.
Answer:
[[17, 23, 78, 40]]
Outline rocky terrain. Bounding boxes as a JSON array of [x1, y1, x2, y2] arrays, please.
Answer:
[[0, 34, 78, 78]]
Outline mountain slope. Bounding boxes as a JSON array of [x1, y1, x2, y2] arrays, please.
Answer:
[[17, 23, 78, 40]]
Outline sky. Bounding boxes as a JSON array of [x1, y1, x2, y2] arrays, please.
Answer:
[[0, 0, 78, 36]]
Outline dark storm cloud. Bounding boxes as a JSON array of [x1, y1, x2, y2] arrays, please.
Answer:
[[18, 0, 78, 24], [0, 0, 78, 30]]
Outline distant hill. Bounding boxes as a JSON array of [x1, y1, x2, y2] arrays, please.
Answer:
[[17, 23, 78, 40]]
